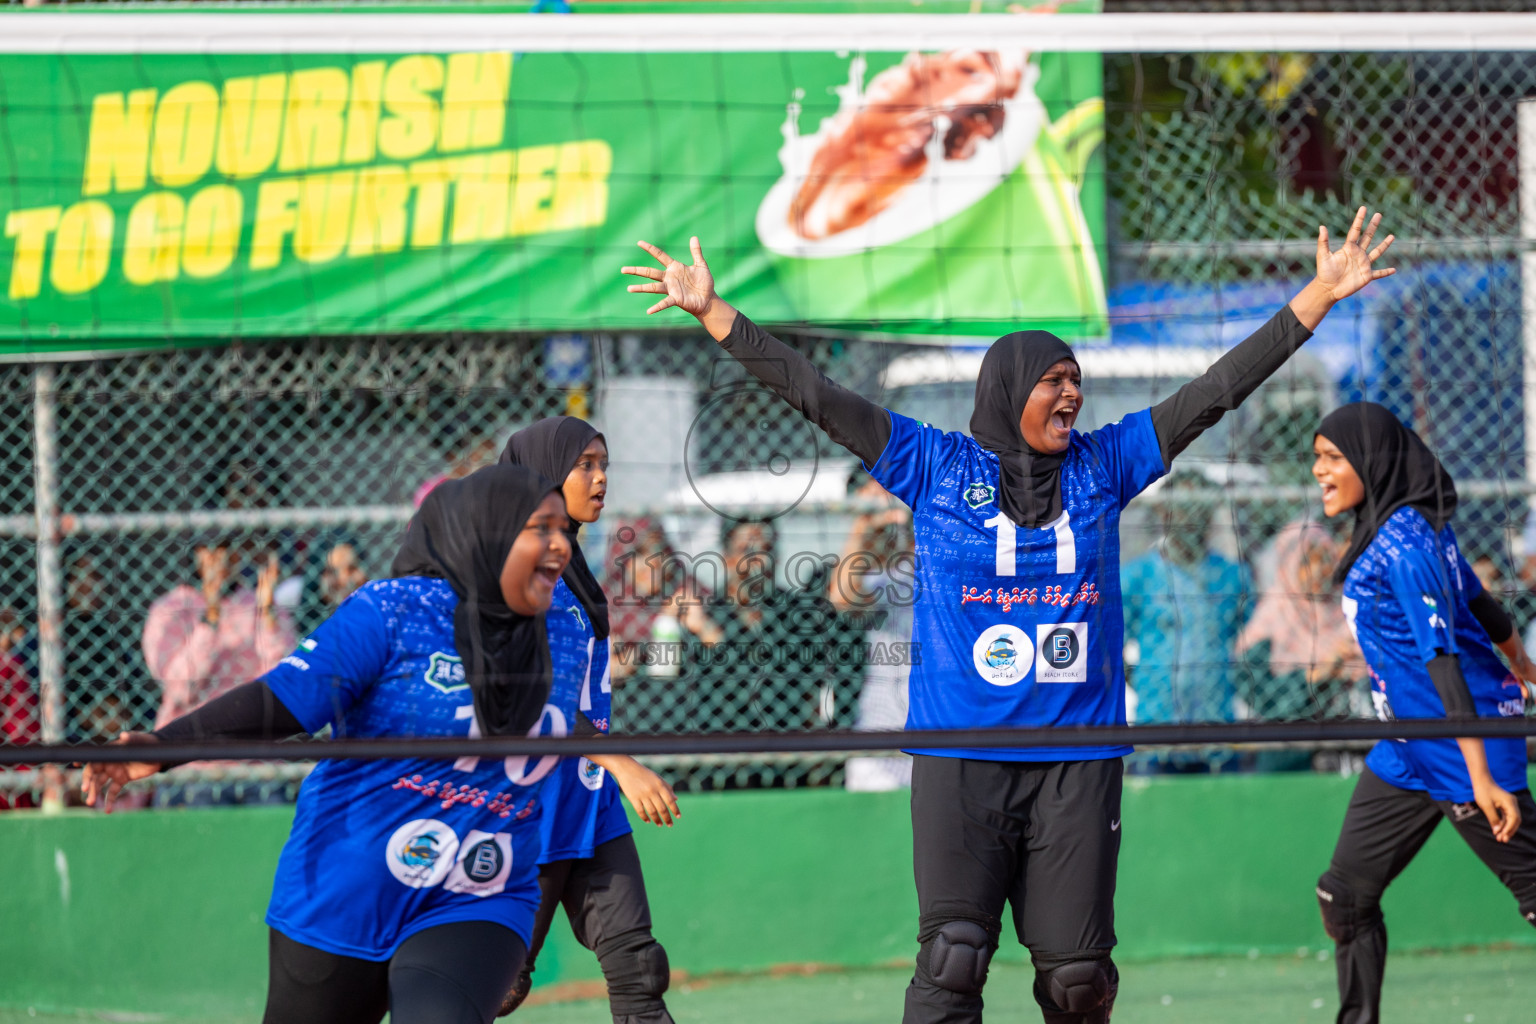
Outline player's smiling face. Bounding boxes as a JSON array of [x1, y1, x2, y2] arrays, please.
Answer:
[[1019, 359, 1082, 454], [1312, 434, 1365, 517], [562, 436, 609, 524], [501, 492, 572, 614]]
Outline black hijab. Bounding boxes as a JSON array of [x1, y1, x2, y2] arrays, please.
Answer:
[[970, 330, 1079, 528], [1316, 402, 1458, 584], [500, 416, 610, 641], [390, 464, 562, 737]]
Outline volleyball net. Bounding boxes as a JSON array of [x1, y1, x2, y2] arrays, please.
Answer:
[[3, 1, 1536, 808]]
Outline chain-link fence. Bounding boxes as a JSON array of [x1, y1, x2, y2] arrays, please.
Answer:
[[3, 29, 1536, 801]]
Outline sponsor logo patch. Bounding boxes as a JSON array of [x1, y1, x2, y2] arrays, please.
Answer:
[[424, 651, 467, 693], [962, 482, 996, 510], [1035, 622, 1088, 682], [299, 637, 318, 652], [1449, 802, 1480, 823], [972, 624, 1033, 686], [444, 830, 513, 897], [385, 818, 460, 889], [577, 757, 606, 792]]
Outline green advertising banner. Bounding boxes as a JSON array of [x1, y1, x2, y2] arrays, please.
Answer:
[[0, 7, 1105, 354]]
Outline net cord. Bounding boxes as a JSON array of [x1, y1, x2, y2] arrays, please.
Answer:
[[10, 716, 1536, 764], [7, 12, 1536, 55]]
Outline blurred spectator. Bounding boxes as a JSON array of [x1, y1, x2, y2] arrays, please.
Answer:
[[413, 435, 498, 507], [321, 542, 369, 605], [831, 474, 916, 792], [606, 517, 688, 684], [296, 538, 371, 634], [667, 519, 854, 736], [62, 555, 142, 740], [0, 605, 36, 684], [143, 536, 295, 807], [206, 444, 286, 511], [0, 610, 38, 811], [1237, 520, 1366, 722], [1122, 472, 1249, 728], [1518, 507, 1536, 591]]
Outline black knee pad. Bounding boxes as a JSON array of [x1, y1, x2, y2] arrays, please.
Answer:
[[1033, 954, 1117, 1020], [635, 940, 670, 998], [918, 920, 994, 996], [597, 933, 670, 1015], [1316, 872, 1382, 944]]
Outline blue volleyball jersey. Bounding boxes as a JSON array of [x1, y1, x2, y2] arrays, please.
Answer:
[[869, 409, 1166, 760], [1342, 507, 1529, 801], [262, 577, 567, 961], [540, 579, 631, 864]]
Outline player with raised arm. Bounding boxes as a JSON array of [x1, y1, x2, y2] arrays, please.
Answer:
[[1311, 403, 1536, 1024], [82, 465, 572, 1024], [621, 208, 1395, 1024], [498, 416, 681, 1024]]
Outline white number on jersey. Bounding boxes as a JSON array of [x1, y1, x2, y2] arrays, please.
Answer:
[[984, 510, 1075, 576], [453, 702, 568, 786]]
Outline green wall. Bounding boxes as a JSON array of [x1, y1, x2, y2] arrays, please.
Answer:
[[2, 772, 1532, 1018]]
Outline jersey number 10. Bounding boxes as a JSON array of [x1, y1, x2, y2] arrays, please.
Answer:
[[982, 511, 1076, 576]]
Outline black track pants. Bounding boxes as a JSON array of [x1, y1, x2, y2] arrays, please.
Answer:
[[903, 755, 1123, 1024], [264, 920, 526, 1024], [513, 832, 673, 1023], [1320, 767, 1536, 1024]]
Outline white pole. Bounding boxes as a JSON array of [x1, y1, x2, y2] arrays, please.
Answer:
[[1520, 100, 1536, 491], [32, 364, 65, 812]]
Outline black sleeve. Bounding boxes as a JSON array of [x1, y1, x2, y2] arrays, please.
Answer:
[[1148, 304, 1314, 467], [1426, 652, 1478, 718], [574, 710, 601, 738], [1468, 588, 1515, 645], [718, 312, 892, 466], [152, 680, 307, 744]]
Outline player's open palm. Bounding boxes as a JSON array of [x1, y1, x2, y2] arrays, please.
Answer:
[[1316, 206, 1395, 302], [622, 238, 717, 317]]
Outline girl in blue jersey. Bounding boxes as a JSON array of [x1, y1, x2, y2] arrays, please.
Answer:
[[1311, 403, 1536, 1024], [622, 209, 1395, 1024], [497, 416, 681, 1024], [82, 465, 573, 1024]]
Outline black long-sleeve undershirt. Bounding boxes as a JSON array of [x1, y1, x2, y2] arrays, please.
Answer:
[[1468, 588, 1515, 645], [152, 680, 307, 747], [720, 313, 892, 466], [1426, 652, 1479, 719], [151, 680, 603, 759], [720, 306, 1314, 474], [1425, 587, 1517, 720], [1147, 304, 1313, 468]]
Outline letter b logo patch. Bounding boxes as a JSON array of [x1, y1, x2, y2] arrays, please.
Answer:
[[1035, 623, 1088, 682]]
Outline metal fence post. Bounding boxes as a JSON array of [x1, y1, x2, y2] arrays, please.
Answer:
[[32, 363, 65, 811], [1520, 99, 1536, 495]]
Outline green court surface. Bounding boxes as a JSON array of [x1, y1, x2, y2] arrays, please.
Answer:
[[3, 948, 1528, 1024], [515, 949, 1527, 1024]]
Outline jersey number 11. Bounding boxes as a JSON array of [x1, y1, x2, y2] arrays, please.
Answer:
[[983, 511, 1076, 576]]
